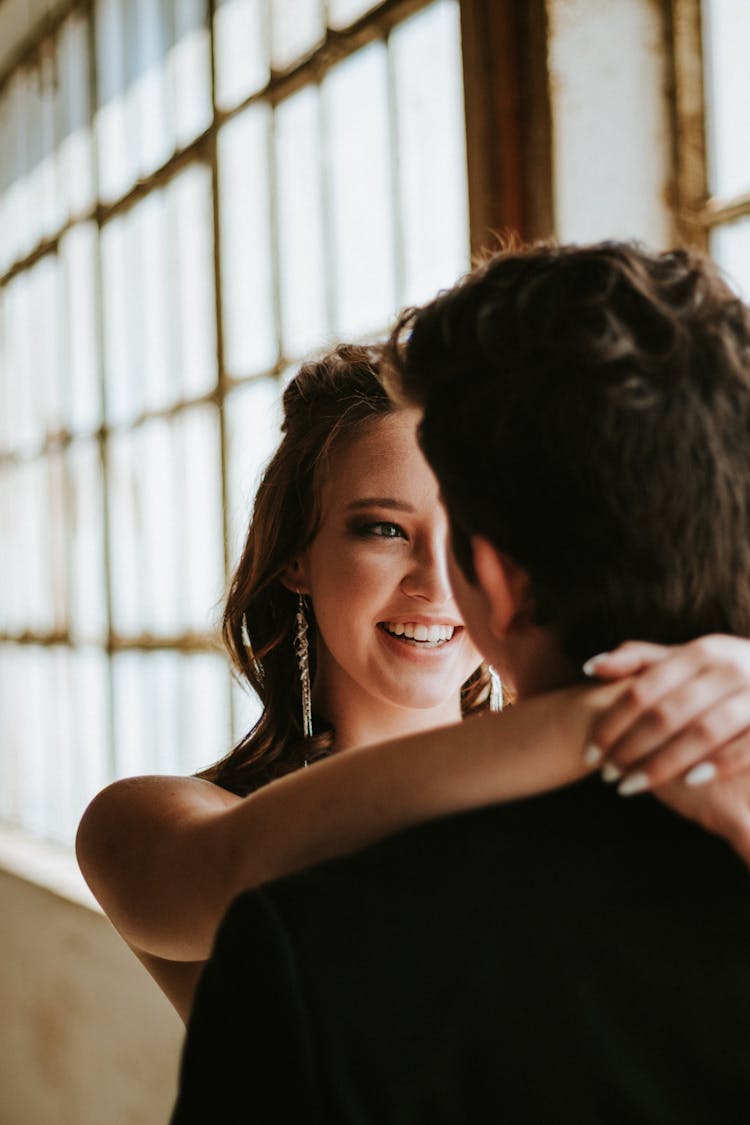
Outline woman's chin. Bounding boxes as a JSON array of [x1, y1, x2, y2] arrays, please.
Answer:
[[374, 678, 466, 716]]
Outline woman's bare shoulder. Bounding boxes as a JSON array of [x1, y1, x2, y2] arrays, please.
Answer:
[[74, 773, 244, 961], [77, 773, 240, 854]]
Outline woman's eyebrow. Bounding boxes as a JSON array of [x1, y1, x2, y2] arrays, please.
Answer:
[[346, 497, 416, 512]]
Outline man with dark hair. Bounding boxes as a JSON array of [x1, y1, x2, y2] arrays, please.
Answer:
[[172, 243, 750, 1124], [394, 240, 750, 665]]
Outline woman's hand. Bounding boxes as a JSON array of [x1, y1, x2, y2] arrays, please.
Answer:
[[582, 635, 750, 864], [584, 635, 750, 793]]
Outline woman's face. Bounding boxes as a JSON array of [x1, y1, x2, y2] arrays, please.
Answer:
[[294, 409, 481, 740]]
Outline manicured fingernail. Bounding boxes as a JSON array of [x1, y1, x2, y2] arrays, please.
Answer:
[[617, 771, 650, 797], [684, 762, 717, 788], [583, 743, 603, 767], [601, 761, 622, 783], [582, 652, 611, 677]]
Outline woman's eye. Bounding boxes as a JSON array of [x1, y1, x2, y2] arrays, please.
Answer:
[[360, 521, 406, 539]]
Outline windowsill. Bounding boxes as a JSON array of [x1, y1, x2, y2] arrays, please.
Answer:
[[0, 826, 102, 912]]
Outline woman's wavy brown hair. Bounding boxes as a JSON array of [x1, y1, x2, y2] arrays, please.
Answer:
[[199, 344, 490, 796]]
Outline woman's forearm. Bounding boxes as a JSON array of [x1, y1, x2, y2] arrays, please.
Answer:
[[79, 683, 619, 964], [217, 682, 622, 900]]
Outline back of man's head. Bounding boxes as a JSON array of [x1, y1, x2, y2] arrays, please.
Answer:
[[387, 240, 750, 662]]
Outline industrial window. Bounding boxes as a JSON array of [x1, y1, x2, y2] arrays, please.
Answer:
[[0, 0, 487, 846], [672, 0, 750, 294]]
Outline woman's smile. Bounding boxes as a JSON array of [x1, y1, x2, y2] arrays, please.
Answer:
[[376, 620, 465, 655]]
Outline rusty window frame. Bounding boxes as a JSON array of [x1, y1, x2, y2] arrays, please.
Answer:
[[668, 0, 750, 252], [1, 0, 541, 838]]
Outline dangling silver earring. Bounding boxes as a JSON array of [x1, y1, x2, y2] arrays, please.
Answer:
[[294, 592, 314, 740], [489, 666, 503, 712]]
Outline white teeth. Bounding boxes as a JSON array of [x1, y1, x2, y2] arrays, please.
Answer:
[[382, 622, 455, 643]]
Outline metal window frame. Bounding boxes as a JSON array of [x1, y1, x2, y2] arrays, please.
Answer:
[[459, 0, 553, 256], [667, 0, 750, 251], [0, 0, 538, 786]]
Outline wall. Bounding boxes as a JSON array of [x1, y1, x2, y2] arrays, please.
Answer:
[[547, 0, 675, 247], [0, 856, 183, 1125]]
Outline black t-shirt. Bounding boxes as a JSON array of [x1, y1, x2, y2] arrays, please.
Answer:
[[173, 778, 750, 1124]]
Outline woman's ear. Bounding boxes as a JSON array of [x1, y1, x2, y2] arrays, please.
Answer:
[[470, 535, 532, 638], [279, 558, 309, 595]]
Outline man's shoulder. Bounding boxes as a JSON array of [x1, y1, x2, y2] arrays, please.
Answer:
[[230, 777, 749, 937]]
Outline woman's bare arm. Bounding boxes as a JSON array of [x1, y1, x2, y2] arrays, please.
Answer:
[[76, 682, 621, 967], [78, 632, 750, 991]]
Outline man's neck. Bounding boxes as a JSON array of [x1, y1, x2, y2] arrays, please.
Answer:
[[497, 626, 580, 700]]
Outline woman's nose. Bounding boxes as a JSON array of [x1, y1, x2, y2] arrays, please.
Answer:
[[400, 538, 453, 604]]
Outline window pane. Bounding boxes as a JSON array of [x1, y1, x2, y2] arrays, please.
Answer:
[[703, 0, 750, 199], [101, 212, 143, 427], [271, 0, 324, 70], [70, 646, 112, 824], [324, 42, 397, 338], [109, 408, 224, 638], [177, 405, 225, 633], [0, 643, 92, 842], [48, 451, 69, 633], [138, 651, 184, 773], [0, 290, 4, 454], [38, 49, 62, 239], [17, 462, 44, 631], [29, 254, 65, 443], [275, 87, 329, 357], [0, 92, 14, 273], [14, 647, 50, 835], [43, 647, 77, 842], [3, 272, 38, 452], [112, 652, 152, 777], [127, 0, 175, 178], [168, 163, 218, 399], [170, 0, 213, 147], [0, 646, 22, 823], [58, 13, 95, 219], [68, 439, 108, 642], [392, 0, 469, 305], [231, 674, 262, 745], [60, 222, 101, 434], [95, 0, 137, 203], [328, 0, 381, 29], [3, 463, 30, 635], [113, 651, 231, 778], [139, 189, 179, 413], [0, 469, 21, 633], [107, 430, 144, 636], [181, 653, 232, 774], [139, 418, 182, 635], [218, 104, 277, 377], [14, 455, 67, 635], [214, 0, 269, 111], [712, 217, 750, 301], [224, 377, 282, 565], [15, 69, 39, 257]]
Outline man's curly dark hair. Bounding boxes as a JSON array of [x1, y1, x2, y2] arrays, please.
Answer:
[[384, 240, 750, 662]]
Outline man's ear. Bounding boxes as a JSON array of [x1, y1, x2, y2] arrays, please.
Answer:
[[470, 535, 532, 638], [279, 558, 309, 595]]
